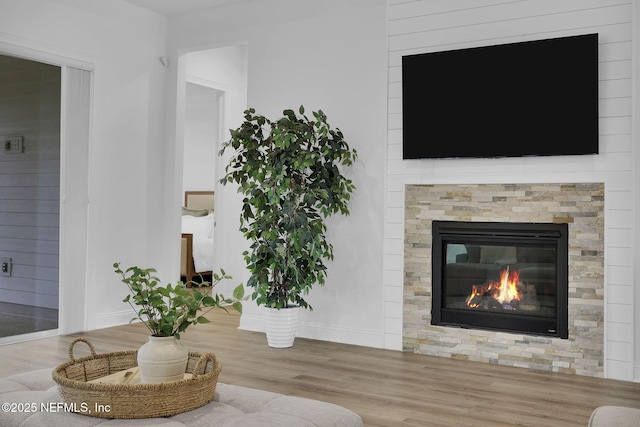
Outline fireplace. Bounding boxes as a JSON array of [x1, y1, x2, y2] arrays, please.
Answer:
[[431, 220, 568, 338], [404, 183, 604, 375]]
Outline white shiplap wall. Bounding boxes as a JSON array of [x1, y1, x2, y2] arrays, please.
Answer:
[[0, 54, 60, 309], [385, 0, 635, 381]]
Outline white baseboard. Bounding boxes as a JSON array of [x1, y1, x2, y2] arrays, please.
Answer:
[[238, 313, 265, 333], [95, 311, 386, 349], [239, 313, 385, 349], [94, 310, 140, 330]]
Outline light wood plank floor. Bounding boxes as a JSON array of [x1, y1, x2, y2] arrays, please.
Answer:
[[1, 310, 639, 426]]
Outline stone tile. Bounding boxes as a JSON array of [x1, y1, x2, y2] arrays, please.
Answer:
[[403, 183, 605, 378]]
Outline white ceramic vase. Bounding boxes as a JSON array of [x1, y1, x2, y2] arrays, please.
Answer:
[[137, 336, 188, 383], [264, 305, 300, 348]]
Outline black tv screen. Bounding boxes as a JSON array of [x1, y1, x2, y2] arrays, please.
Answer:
[[402, 33, 599, 159]]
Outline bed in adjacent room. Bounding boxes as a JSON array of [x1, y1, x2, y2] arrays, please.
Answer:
[[181, 191, 215, 284]]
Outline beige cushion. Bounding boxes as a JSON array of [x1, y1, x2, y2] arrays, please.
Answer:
[[0, 369, 363, 426], [589, 406, 640, 427]]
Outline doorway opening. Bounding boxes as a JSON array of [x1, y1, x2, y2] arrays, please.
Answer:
[[0, 54, 60, 340], [177, 44, 248, 295]]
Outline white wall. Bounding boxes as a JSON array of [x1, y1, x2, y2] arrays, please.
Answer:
[[183, 82, 218, 194], [634, 0, 640, 384], [167, 0, 388, 347], [0, 0, 170, 330], [384, 0, 638, 382]]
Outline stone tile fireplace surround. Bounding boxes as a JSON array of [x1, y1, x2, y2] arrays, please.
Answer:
[[404, 183, 604, 377]]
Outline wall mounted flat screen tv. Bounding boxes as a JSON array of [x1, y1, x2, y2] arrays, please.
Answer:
[[402, 33, 599, 159]]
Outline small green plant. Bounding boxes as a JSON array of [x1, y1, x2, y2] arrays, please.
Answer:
[[114, 263, 245, 339], [219, 106, 357, 310]]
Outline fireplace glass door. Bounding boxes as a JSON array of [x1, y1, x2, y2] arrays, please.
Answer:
[[432, 221, 568, 338]]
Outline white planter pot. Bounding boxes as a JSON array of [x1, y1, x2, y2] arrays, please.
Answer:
[[264, 305, 300, 348], [137, 336, 188, 383]]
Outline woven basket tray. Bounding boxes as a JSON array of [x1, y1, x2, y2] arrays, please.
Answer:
[[52, 338, 221, 419]]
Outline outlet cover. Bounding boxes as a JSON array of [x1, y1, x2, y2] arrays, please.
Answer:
[[4, 136, 23, 154], [1, 257, 11, 277]]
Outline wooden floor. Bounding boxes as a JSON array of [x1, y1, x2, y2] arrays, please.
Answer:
[[1, 310, 639, 426]]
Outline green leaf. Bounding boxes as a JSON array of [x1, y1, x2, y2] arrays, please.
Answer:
[[218, 106, 356, 309], [232, 301, 243, 314], [201, 292, 214, 302], [233, 284, 245, 300], [114, 263, 243, 337]]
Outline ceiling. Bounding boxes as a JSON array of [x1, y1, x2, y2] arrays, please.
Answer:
[[122, 0, 246, 16]]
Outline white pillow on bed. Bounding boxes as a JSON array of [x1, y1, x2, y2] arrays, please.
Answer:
[[182, 213, 214, 239]]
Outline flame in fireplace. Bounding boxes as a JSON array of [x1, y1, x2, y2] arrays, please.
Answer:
[[465, 267, 523, 309]]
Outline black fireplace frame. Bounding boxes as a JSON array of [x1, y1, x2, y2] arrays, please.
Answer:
[[431, 221, 569, 339]]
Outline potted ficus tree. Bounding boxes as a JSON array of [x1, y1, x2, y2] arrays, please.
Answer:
[[114, 263, 245, 382], [219, 106, 357, 347]]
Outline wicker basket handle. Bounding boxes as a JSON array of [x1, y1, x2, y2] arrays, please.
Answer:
[[192, 352, 218, 378], [68, 338, 97, 360]]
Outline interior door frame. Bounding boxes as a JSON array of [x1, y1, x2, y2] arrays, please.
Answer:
[[0, 37, 93, 340], [184, 75, 226, 273]]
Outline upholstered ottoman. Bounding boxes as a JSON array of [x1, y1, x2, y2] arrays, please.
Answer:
[[0, 369, 363, 426], [588, 406, 640, 427]]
